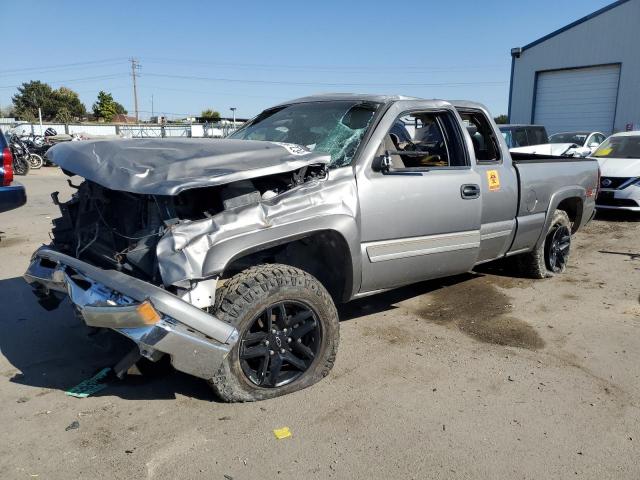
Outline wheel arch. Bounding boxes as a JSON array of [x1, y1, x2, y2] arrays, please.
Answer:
[[202, 215, 360, 303], [535, 187, 586, 249]]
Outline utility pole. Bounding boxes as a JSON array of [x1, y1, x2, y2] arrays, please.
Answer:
[[38, 107, 43, 135], [151, 94, 154, 120], [230, 107, 237, 129], [130, 58, 141, 122]]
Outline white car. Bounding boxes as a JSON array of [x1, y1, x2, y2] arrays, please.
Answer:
[[510, 142, 584, 156], [593, 131, 640, 212], [511, 130, 606, 158], [549, 131, 606, 155]]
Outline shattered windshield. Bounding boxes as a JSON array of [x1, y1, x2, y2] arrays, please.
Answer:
[[229, 101, 379, 168], [592, 135, 640, 159]]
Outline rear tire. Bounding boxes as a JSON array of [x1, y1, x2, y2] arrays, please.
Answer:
[[28, 154, 43, 169], [209, 264, 339, 402], [13, 156, 30, 176], [514, 209, 572, 279]]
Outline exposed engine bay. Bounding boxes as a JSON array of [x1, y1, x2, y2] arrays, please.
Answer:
[[50, 164, 327, 288]]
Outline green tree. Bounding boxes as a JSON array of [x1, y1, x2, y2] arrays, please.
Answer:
[[114, 101, 127, 115], [201, 109, 221, 121], [12, 81, 56, 121], [92, 91, 125, 122], [55, 107, 73, 124], [12, 81, 86, 121], [54, 87, 86, 120], [0, 105, 16, 118], [494, 114, 508, 124]]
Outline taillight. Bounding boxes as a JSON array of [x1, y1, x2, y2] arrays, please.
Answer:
[[2, 147, 13, 186]]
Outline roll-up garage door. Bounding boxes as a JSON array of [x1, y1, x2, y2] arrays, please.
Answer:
[[533, 64, 620, 135]]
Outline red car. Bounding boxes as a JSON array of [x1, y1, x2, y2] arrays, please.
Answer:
[[0, 128, 26, 213]]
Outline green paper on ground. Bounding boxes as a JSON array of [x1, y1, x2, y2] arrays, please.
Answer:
[[65, 368, 112, 398]]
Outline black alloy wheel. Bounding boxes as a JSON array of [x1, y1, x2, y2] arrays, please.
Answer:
[[239, 300, 321, 388], [545, 224, 571, 273]]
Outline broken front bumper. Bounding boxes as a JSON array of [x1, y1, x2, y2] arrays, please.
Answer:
[[24, 247, 239, 380]]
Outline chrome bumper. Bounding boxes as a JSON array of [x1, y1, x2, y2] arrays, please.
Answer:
[[24, 247, 239, 380]]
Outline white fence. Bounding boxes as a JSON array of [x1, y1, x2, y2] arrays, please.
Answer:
[[0, 121, 238, 138]]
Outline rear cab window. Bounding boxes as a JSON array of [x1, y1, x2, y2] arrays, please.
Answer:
[[458, 110, 501, 163]]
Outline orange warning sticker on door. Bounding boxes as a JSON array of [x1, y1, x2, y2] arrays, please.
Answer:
[[487, 170, 500, 191]]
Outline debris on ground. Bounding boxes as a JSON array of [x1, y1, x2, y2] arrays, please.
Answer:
[[65, 421, 80, 431], [65, 368, 112, 398], [273, 427, 292, 439]]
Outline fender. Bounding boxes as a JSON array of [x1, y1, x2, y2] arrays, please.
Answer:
[[534, 186, 586, 249], [156, 170, 362, 296], [202, 215, 360, 300]]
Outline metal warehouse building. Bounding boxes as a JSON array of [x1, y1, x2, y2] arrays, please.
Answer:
[[508, 0, 640, 135]]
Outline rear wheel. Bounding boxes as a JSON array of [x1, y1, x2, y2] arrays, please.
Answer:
[[13, 156, 30, 176], [28, 154, 43, 169], [209, 264, 339, 402], [515, 209, 572, 279]]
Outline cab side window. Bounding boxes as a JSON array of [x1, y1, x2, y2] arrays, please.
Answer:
[[528, 127, 549, 145], [378, 111, 467, 169], [459, 111, 501, 163], [513, 129, 528, 147]]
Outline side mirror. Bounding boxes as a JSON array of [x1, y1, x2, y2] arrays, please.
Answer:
[[372, 151, 393, 173]]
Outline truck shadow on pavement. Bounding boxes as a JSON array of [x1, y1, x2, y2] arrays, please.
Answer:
[[2, 268, 543, 401], [338, 273, 477, 321], [0, 277, 216, 402]]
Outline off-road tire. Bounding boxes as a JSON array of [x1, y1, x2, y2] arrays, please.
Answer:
[[209, 264, 339, 402], [515, 209, 571, 279]]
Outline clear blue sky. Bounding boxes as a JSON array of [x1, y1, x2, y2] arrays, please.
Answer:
[[0, 0, 614, 120]]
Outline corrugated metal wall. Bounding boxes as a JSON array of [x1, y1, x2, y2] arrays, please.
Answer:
[[509, 0, 640, 134]]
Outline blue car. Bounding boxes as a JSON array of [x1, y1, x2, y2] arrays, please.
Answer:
[[0, 128, 26, 213]]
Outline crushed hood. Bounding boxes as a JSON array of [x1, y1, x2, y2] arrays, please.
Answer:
[[47, 138, 330, 195]]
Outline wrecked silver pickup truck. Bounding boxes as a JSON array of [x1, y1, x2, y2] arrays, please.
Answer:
[[25, 94, 599, 401]]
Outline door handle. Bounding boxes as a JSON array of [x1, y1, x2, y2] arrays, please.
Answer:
[[461, 184, 480, 199]]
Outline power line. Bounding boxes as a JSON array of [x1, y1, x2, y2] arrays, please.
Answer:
[[0, 74, 124, 90], [136, 84, 284, 100], [143, 72, 507, 88], [0, 58, 126, 76], [143, 57, 505, 73]]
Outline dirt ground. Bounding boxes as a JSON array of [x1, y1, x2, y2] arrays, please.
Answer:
[[1, 168, 639, 480]]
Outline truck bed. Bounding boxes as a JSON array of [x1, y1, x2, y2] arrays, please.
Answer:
[[507, 153, 598, 253]]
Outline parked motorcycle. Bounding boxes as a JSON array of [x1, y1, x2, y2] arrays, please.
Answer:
[[9, 135, 34, 174], [19, 128, 57, 167], [20, 136, 48, 168]]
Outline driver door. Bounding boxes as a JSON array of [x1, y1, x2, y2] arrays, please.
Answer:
[[355, 103, 482, 293]]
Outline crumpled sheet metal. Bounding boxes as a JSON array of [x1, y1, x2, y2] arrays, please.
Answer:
[[47, 138, 330, 195], [156, 172, 359, 287]]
